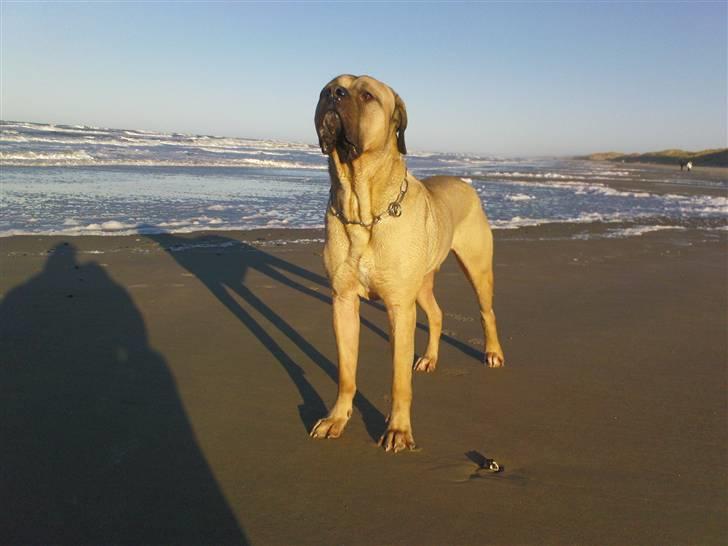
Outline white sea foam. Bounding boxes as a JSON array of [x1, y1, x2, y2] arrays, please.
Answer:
[[240, 211, 280, 221], [571, 170, 633, 177], [506, 193, 535, 201], [1, 150, 95, 163], [255, 237, 325, 246], [0, 220, 325, 238], [157, 220, 194, 228], [232, 158, 324, 170], [574, 185, 651, 198], [4, 122, 106, 134], [0, 152, 326, 169], [604, 225, 687, 238], [491, 211, 632, 230], [82, 220, 135, 232], [595, 170, 631, 176], [491, 217, 546, 229], [484, 171, 585, 180]]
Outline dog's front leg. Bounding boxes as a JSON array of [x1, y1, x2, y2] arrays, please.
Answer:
[[310, 292, 360, 439], [379, 301, 417, 452]]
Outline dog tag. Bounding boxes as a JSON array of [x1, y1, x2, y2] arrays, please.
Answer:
[[388, 202, 403, 217]]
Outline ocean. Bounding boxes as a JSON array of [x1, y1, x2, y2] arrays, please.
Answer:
[[1, 120, 726, 238]]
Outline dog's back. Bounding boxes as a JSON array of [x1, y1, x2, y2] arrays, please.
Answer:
[[421, 175, 485, 225], [416, 175, 495, 279]]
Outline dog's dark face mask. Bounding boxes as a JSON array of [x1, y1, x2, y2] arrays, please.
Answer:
[[314, 74, 407, 163], [314, 75, 362, 163]]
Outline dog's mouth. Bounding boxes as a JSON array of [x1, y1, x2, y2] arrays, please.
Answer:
[[317, 109, 359, 162]]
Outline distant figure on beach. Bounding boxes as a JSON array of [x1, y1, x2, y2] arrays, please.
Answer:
[[680, 160, 693, 172]]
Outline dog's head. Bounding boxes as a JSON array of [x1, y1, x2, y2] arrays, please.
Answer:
[[314, 74, 407, 163]]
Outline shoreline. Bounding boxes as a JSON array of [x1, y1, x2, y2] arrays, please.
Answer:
[[0, 217, 728, 248], [1, 213, 725, 248]]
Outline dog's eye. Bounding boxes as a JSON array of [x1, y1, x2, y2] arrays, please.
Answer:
[[361, 91, 374, 102]]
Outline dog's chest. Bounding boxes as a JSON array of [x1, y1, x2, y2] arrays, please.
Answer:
[[356, 252, 375, 292], [351, 247, 386, 299]]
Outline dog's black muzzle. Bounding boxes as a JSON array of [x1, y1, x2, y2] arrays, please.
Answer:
[[317, 109, 343, 156], [315, 89, 360, 162]]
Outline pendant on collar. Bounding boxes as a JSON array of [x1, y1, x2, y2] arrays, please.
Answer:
[[387, 201, 402, 217]]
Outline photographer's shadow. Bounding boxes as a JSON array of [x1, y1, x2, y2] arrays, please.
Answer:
[[0, 243, 247, 544]]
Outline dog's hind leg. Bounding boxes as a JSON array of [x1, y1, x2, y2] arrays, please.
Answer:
[[452, 216, 505, 368], [414, 271, 442, 373]]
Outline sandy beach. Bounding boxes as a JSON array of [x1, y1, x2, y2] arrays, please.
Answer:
[[1, 217, 726, 544]]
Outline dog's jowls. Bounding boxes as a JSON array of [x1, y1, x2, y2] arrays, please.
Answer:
[[310, 74, 504, 452]]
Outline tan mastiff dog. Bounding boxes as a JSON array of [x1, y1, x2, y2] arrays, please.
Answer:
[[310, 74, 504, 452]]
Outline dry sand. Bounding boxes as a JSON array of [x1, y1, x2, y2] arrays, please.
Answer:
[[1, 223, 726, 545]]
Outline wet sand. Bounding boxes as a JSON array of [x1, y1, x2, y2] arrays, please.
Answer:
[[1, 224, 726, 544]]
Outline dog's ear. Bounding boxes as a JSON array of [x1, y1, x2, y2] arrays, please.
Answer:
[[393, 93, 408, 155]]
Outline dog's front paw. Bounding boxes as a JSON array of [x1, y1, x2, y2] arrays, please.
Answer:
[[414, 355, 437, 373], [310, 415, 349, 439], [485, 351, 504, 368], [378, 427, 416, 453]]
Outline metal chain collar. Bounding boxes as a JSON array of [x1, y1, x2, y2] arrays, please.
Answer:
[[328, 172, 409, 228]]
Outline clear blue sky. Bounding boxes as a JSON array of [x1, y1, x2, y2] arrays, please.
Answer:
[[1, 1, 725, 155]]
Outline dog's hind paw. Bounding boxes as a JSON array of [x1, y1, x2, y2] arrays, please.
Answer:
[[414, 355, 438, 373], [485, 352, 504, 368]]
